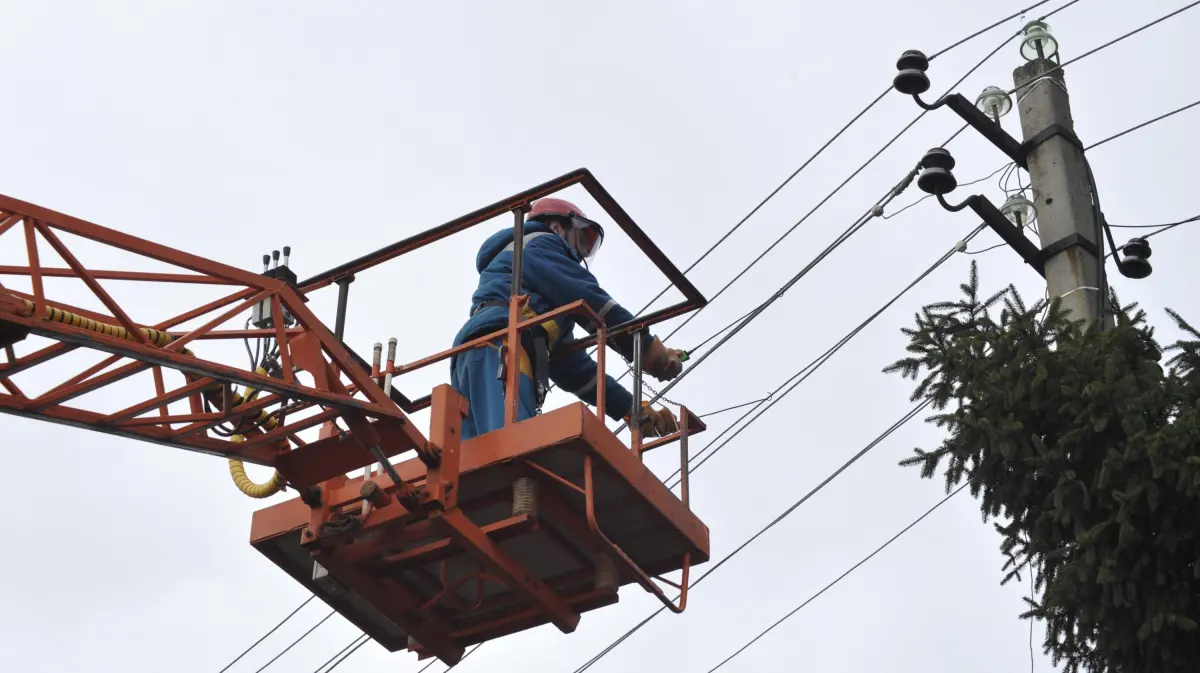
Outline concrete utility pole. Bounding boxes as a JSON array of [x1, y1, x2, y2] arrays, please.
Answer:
[[1012, 58, 1106, 329]]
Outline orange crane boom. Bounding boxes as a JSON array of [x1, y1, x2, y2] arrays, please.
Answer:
[[0, 169, 709, 666]]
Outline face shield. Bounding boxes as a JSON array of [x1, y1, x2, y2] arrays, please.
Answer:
[[566, 215, 605, 263]]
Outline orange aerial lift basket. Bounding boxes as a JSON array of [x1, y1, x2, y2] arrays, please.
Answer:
[[0, 169, 710, 666]]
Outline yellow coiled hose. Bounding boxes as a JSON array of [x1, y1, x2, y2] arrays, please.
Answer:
[[226, 369, 286, 498], [14, 296, 285, 498]]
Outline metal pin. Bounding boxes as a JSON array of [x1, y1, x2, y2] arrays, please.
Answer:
[[262, 254, 270, 273], [271, 250, 280, 269], [282, 246, 291, 268], [383, 337, 398, 396], [371, 342, 383, 386]]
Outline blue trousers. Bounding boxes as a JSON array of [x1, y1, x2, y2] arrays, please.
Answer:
[[450, 345, 538, 441]]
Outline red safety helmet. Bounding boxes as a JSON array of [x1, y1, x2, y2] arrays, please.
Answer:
[[527, 197, 605, 262]]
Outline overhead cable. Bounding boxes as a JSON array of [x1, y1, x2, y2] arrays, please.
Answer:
[[608, 0, 1084, 394], [702, 484, 969, 673], [1004, 0, 1200, 96], [571, 400, 934, 673], [415, 644, 482, 673], [320, 633, 369, 672], [559, 0, 1066, 394], [619, 0, 1058, 330], [612, 165, 920, 435], [1108, 214, 1200, 230], [253, 610, 336, 673], [311, 634, 368, 673], [216, 595, 315, 673], [663, 223, 987, 489], [1085, 98, 1200, 150]]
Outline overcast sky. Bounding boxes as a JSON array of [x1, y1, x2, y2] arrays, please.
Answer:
[[1, 1, 1198, 672]]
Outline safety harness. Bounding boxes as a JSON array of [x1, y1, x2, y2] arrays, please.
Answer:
[[469, 301, 561, 410]]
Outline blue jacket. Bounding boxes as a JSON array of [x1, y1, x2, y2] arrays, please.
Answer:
[[452, 220, 653, 421]]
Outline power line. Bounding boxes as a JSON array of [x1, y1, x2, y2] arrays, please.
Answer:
[[612, 166, 919, 435], [928, 0, 1057, 59], [253, 610, 336, 673], [1086, 98, 1200, 150], [971, 215, 1200, 260], [568, 0, 1075, 398], [321, 633, 369, 672], [1141, 215, 1200, 239], [571, 400, 934, 673], [621, 118, 984, 432], [621, 85, 890, 324], [311, 634, 367, 673], [663, 224, 987, 489], [1109, 214, 1200, 229], [415, 644, 482, 673], [216, 595, 316, 673], [611, 0, 1059, 338], [701, 483, 969, 673], [1004, 0, 1200, 96], [608, 0, 1085, 399]]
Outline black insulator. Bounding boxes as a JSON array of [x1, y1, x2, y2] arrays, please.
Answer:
[[917, 167, 957, 196], [896, 50, 929, 72], [1119, 237, 1153, 279], [893, 50, 931, 95], [920, 147, 956, 171], [1124, 237, 1151, 259], [893, 70, 930, 96]]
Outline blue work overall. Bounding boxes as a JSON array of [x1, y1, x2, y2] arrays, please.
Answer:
[[449, 221, 657, 441]]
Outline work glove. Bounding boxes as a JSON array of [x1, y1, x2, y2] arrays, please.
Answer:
[[625, 401, 679, 438], [642, 336, 685, 382]]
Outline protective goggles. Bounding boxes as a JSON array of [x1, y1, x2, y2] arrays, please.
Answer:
[[567, 215, 605, 262]]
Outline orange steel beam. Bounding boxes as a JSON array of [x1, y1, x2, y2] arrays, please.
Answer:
[[0, 194, 285, 290], [434, 508, 580, 633], [4, 312, 400, 418], [32, 221, 149, 344], [0, 213, 22, 237], [0, 265, 234, 284], [0, 193, 436, 473]]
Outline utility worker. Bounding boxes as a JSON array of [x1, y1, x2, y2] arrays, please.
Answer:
[[449, 197, 685, 441]]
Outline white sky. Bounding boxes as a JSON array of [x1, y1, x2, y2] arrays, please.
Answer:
[[1, 1, 1198, 672]]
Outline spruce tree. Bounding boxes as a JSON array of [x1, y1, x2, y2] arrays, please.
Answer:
[[885, 262, 1200, 673]]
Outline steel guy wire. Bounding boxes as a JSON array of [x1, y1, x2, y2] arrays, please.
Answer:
[[570, 400, 935, 673], [608, 0, 1085, 394], [663, 223, 987, 490], [216, 595, 316, 673], [702, 483, 970, 673], [1004, 0, 1200, 96]]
